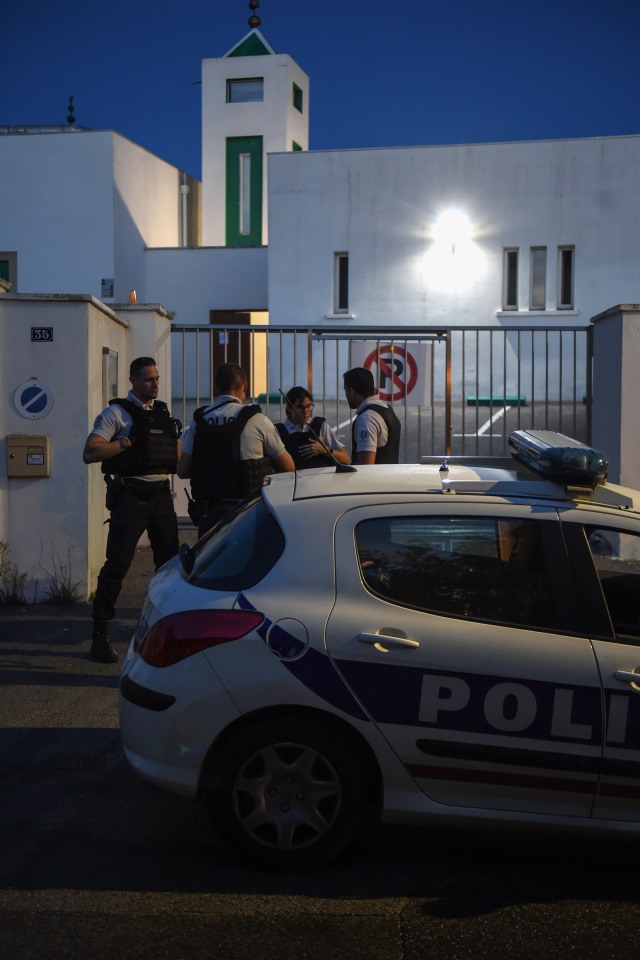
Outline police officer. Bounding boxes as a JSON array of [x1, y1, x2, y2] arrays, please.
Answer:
[[83, 356, 180, 663], [343, 367, 401, 464], [177, 363, 295, 537], [275, 386, 350, 469]]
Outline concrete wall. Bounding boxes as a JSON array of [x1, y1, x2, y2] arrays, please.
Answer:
[[0, 295, 173, 602], [267, 136, 640, 328], [144, 245, 268, 323], [0, 296, 124, 601], [0, 130, 190, 303], [0, 133, 115, 296]]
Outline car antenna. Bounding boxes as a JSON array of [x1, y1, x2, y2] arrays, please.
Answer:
[[277, 389, 356, 473]]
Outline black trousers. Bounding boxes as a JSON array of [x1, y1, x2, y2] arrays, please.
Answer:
[[92, 482, 179, 622]]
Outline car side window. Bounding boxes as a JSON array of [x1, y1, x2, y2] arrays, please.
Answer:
[[355, 516, 558, 630], [586, 526, 640, 640]]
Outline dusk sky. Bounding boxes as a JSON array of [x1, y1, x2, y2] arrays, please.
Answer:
[[3, 0, 639, 181]]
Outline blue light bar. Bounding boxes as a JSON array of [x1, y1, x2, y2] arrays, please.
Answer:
[[508, 430, 608, 486]]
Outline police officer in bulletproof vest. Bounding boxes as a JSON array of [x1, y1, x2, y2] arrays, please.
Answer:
[[343, 366, 401, 464], [83, 356, 181, 663], [177, 363, 295, 537], [275, 386, 351, 469]]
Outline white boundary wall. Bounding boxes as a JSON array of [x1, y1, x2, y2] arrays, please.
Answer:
[[0, 294, 173, 602]]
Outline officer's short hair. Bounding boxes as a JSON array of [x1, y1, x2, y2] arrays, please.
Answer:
[[215, 363, 247, 394], [286, 386, 313, 406], [130, 356, 157, 377], [343, 367, 375, 397]]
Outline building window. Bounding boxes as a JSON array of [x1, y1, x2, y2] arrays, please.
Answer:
[[530, 246, 547, 310], [503, 248, 519, 310], [239, 154, 251, 236], [558, 246, 574, 309], [227, 78, 264, 103], [102, 348, 118, 408], [334, 253, 349, 313], [0, 251, 17, 289], [293, 82, 303, 113]]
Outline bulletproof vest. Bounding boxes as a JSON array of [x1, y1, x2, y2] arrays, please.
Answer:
[[276, 417, 334, 469], [102, 399, 178, 476], [352, 402, 402, 464], [189, 402, 274, 500]]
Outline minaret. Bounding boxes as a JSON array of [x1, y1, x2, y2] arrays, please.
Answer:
[[201, 1, 309, 247]]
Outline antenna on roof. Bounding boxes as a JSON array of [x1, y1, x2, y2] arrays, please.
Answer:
[[67, 96, 75, 124], [248, 0, 261, 28]]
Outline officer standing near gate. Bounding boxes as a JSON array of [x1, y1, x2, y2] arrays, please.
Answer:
[[343, 366, 401, 464], [83, 356, 181, 663]]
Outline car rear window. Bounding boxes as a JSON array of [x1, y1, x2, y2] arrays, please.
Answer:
[[184, 496, 285, 590]]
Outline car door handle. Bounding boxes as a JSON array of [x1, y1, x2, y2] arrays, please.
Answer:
[[614, 670, 640, 690], [358, 631, 420, 650]]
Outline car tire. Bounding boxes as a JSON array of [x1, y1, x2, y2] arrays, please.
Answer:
[[205, 716, 367, 869]]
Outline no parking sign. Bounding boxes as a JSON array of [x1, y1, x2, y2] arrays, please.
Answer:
[[351, 342, 431, 405], [13, 378, 54, 419]]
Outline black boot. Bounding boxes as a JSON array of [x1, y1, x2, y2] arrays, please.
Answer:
[[91, 619, 118, 663]]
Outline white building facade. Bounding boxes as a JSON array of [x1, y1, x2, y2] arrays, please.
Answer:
[[267, 135, 640, 329]]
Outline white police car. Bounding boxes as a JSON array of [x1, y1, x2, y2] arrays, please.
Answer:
[[119, 431, 640, 868]]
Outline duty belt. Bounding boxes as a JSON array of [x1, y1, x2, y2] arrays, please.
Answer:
[[123, 478, 170, 498]]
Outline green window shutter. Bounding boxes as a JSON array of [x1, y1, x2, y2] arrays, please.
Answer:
[[225, 136, 263, 247]]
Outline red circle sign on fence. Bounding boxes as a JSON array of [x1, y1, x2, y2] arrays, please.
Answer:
[[363, 345, 418, 401]]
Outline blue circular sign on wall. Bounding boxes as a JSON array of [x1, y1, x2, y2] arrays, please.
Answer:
[[14, 378, 54, 420]]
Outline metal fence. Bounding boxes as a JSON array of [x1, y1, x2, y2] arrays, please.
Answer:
[[171, 323, 592, 460]]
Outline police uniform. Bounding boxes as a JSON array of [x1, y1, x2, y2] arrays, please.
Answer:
[[91, 391, 179, 627], [182, 395, 287, 534], [275, 416, 346, 469], [352, 396, 401, 463]]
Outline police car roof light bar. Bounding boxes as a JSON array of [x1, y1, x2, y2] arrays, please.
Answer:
[[508, 430, 608, 487]]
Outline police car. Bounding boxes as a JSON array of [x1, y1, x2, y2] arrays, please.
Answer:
[[119, 431, 640, 868]]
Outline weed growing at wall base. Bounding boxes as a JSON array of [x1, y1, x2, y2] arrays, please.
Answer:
[[44, 543, 83, 604], [0, 540, 27, 605]]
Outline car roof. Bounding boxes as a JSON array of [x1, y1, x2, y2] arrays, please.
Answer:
[[260, 441, 640, 517]]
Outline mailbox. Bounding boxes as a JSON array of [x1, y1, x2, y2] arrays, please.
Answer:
[[6, 435, 51, 478]]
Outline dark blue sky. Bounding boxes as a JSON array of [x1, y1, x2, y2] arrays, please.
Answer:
[[3, 0, 639, 180]]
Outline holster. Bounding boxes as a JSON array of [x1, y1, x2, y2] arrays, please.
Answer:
[[104, 475, 125, 511], [184, 488, 202, 526]]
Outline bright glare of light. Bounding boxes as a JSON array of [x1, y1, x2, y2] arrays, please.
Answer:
[[425, 209, 484, 291], [432, 210, 472, 247]]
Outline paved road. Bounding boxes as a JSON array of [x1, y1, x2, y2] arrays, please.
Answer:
[[2, 538, 640, 959]]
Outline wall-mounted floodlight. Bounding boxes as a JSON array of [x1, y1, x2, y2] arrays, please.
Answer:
[[432, 210, 472, 254], [425, 208, 484, 291]]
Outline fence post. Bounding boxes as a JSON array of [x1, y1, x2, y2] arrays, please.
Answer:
[[445, 330, 452, 455], [591, 304, 640, 489]]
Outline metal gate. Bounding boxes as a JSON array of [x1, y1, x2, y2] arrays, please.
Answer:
[[171, 323, 592, 461]]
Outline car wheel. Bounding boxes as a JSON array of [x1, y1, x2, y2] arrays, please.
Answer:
[[206, 717, 367, 868]]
